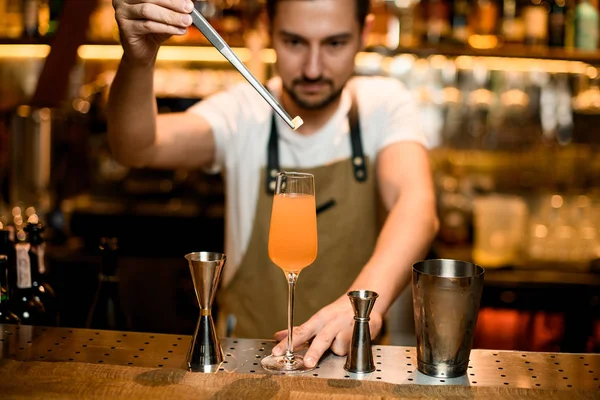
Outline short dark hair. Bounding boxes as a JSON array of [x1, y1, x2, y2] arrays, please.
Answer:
[[265, 0, 370, 29]]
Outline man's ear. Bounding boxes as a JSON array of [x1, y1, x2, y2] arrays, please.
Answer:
[[360, 13, 375, 50]]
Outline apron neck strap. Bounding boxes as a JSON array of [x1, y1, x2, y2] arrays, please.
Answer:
[[266, 89, 366, 194]]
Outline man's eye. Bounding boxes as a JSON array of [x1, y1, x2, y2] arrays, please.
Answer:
[[285, 39, 301, 47], [328, 40, 346, 48]]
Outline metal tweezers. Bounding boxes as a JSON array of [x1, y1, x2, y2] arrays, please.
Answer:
[[190, 9, 302, 131]]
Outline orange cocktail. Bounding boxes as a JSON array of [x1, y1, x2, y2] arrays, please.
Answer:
[[261, 171, 317, 374], [268, 193, 317, 273]]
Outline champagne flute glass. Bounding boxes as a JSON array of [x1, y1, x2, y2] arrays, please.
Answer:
[[261, 172, 318, 373]]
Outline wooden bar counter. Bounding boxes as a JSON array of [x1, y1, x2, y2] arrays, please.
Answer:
[[0, 324, 598, 399]]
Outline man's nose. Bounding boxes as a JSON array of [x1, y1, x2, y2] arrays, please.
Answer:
[[303, 46, 323, 80]]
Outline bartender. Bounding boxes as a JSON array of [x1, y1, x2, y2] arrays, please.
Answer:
[[107, 0, 438, 368]]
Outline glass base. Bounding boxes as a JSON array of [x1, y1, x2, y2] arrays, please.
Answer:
[[260, 354, 315, 374]]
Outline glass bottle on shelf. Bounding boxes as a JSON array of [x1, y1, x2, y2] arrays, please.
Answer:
[[0, 226, 20, 324], [13, 233, 45, 325], [387, 0, 420, 47], [46, 0, 64, 37], [502, 0, 526, 44], [24, 215, 57, 326], [86, 237, 130, 331], [0, 255, 20, 324], [548, 0, 568, 47], [451, 0, 471, 44], [470, 0, 500, 48], [22, 0, 40, 38], [0, 0, 6, 37], [0, 224, 14, 258], [37, 0, 49, 36], [523, 0, 550, 47], [424, 0, 451, 44], [574, 0, 599, 50], [465, 64, 495, 149], [4, 0, 24, 38], [365, 0, 396, 48]]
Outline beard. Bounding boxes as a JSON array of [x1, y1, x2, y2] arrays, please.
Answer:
[[282, 76, 345, 110]]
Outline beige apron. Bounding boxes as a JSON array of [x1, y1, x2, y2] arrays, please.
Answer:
[[218, 95, 381, 339]]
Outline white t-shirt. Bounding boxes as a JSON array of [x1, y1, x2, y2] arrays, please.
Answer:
[[188, 76, 426, 285]]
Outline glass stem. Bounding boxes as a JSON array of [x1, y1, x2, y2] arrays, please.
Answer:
[[285, 272, 298, 362]]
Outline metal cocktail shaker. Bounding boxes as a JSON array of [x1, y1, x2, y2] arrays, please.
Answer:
[[412, 259, 484, 378]]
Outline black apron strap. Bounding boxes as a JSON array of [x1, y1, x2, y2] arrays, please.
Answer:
[[266, 112, 280, 194], [266, 90, 367, 194], [348, 90, 367, 182]]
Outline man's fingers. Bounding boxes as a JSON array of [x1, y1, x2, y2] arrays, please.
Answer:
[[123, 0, 194, 13], [272, 323, 317, 357], [273, 329, 287, 341], [302, 323, 343, 368], [125, 19, 187, 36], [121, 3, 192, 28], [330, 329, 352, 356]]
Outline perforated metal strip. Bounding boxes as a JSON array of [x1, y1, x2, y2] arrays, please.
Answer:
[[1, 325, 599, 390]]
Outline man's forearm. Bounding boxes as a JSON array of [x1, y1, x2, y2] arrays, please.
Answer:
[[350, 195, 439, 316], [107, 54, 158, 167]]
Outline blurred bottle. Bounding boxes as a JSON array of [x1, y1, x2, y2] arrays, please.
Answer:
[[469, 0, 500, 48], [37, 0, 49, 36], [366, 0, 397, 48], [466, 64, 495, 148], [0, 255, 20, 324], [498, 71, 537, 149], [0, 223, 16, 282], [22, 0, 40, 38], [451, 0, 471, 44], [523, 0, 550, 46], [574, 0, 599, 50], [24, 215, 58, 326], [440, 59, 464, 145], [0, 225, 20, 324], [411, 58, 445, 148], [4, 0, 24, 38], [564, 0, 577, 47], [548, 0, 567, 47], [501, 0, 526, 44], [424, 0, 451, 44], [13, 232, 46, 325], [387, 0, 420, 47], [86, 237, 130, 330], [0, 0, 6, 37], [436, 174, 474, 245], [44, 0, 63, 37]]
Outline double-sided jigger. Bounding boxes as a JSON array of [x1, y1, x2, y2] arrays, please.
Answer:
[[185, 251, 226, 372], [344, 290, 379, 374]]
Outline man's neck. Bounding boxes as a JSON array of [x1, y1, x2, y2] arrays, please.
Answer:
[[282, 92, 343, 135]]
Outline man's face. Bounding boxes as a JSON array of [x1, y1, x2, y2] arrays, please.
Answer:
[[271, 0, 363, 110]]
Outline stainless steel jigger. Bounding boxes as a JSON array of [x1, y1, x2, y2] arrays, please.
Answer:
[[185, 251, 226, 372], [344, 290, 379, 374]]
